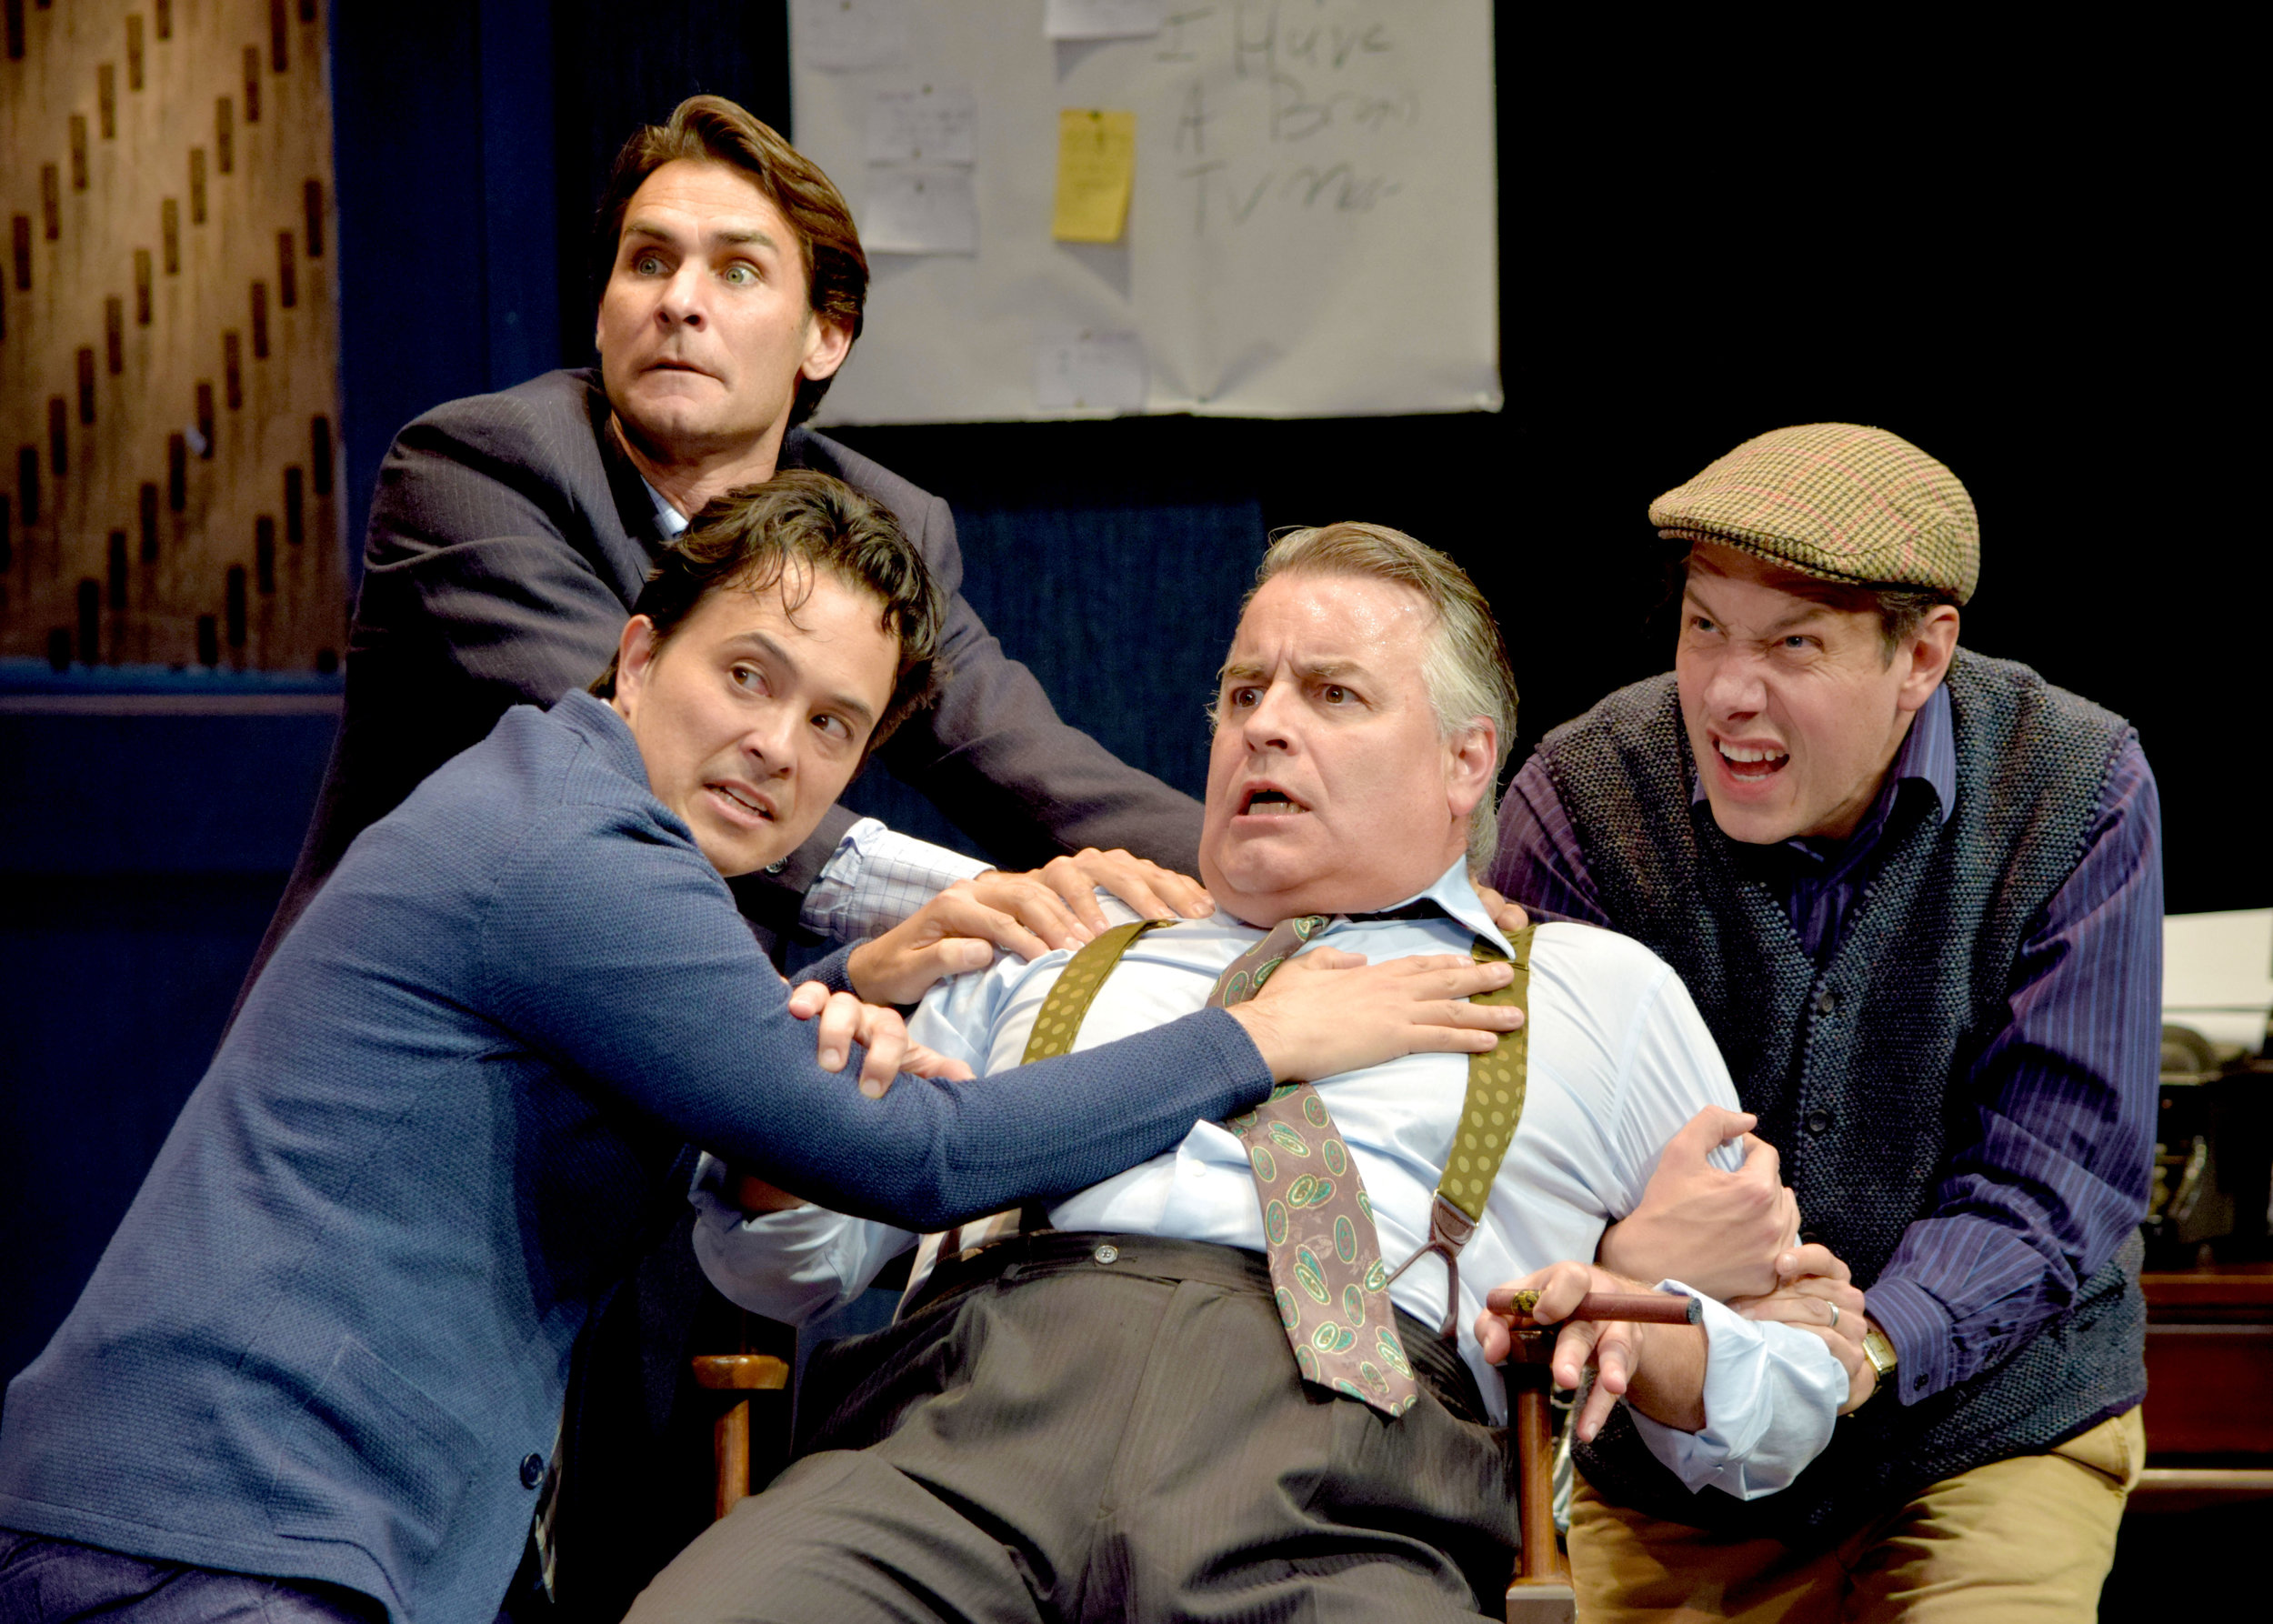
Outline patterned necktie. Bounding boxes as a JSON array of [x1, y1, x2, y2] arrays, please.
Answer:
[[1212, 916, 1421, 1418]]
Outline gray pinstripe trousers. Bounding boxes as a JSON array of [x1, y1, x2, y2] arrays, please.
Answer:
[[629, 1234, 1514, 1623]]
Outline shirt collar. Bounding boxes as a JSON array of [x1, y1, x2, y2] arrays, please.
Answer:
[[1688, 680, 1958, 833], [642, 476, 690, 541], [1328, 860, 1510, 957]]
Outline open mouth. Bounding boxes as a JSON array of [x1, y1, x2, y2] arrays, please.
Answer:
[[1238, 786, 1308, 817], [1714, 741, 1789, 784], [708, 782, 774, 822]]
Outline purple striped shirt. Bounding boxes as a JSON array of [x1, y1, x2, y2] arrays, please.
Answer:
[[1488, 682, 2162, 1405]]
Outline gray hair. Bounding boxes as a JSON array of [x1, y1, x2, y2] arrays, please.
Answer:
[[1245, 523, 1517, 868]]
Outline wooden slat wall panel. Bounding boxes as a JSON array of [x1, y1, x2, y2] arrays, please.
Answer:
[[1, 1, 345, 671]]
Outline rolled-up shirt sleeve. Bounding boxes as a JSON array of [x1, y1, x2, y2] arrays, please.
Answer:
[[1627, 1282, 1847, 1499], [688, 1158, 914, 1327], [799, 817, 995, 943]]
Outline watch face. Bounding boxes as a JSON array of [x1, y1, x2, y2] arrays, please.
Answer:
[[1863, 1328, 1898, 1375]]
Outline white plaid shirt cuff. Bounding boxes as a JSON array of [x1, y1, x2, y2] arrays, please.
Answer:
[[799, 817, 994, 942]]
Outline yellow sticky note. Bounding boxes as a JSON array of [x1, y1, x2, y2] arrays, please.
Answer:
[[1052, 109, 1136, 243]]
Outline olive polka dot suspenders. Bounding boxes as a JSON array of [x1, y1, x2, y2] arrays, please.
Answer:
[[899, 919, 1182, 1298], [1383, 928, 1535, 1338], [1013, 915, 1536, 1418]]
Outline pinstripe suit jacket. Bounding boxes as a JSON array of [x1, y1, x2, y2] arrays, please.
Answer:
[[254, 368, 1199, 982]]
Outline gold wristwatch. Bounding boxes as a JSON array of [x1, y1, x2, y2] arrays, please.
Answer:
[[1855, 1324, 1898, 1409]]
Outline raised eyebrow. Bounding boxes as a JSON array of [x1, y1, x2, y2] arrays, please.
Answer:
[[619, 224, 782, 254]]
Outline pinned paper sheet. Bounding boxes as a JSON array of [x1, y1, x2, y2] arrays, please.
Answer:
[[863, 168, 978, 255], [1052, 110, 1136, 243], [866, 84, 976, 165], [792, 0, 909, 72], [1044, 0, 1165, 40], [1035, 329, 1147, 411]]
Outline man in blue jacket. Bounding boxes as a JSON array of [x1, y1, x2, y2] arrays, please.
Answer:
[[0, 476, 1518, 1622]]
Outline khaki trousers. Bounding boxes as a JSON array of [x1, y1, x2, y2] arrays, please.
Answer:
[[1568, 1407, 2144, 1624]]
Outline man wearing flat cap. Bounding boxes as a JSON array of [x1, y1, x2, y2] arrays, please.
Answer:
[[1487, 424, 2159, 1619]]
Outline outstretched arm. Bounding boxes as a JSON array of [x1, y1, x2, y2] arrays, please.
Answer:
[[490, 813, 1522, 1231]]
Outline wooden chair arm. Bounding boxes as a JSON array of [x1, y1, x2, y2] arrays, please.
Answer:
[[691, 1354, 790, 1392], [693, 1352, 791, 1521], [1503, 1334, 1576, 1624]]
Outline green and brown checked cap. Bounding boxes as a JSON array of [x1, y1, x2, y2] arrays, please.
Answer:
[[1650, 423, 1980, 605]]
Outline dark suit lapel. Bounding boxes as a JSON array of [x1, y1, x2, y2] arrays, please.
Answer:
[[579, 375, 670, 608]]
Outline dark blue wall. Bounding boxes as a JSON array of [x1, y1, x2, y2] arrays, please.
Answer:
[[0, 687, 341, 1383]]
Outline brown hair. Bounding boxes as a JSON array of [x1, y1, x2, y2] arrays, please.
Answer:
[[1244, 523, 1518, 869], [591, 471, 943, 755], [593, 95, 867, 426]]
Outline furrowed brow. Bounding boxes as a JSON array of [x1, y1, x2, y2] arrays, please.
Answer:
[[1760, 603, 1840, 637]]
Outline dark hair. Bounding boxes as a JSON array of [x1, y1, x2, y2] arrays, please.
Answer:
[[593, 95, 867, 426], [591, 471, 943, 754]]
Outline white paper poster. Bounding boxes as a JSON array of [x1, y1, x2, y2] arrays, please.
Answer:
[[862, 168, 980, 256], [791, 0, 910, 73], [866, 84, 977, 166], [1044, 0, 1166, 42], [1033, 329, 1147, 411], [791, 0, 1499, 422]]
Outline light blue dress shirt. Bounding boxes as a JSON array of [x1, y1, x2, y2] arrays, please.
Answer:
[[696, 862, 1846, 1498]]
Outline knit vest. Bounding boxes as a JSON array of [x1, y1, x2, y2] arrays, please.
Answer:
[[1541, 652, 2148, 1547]]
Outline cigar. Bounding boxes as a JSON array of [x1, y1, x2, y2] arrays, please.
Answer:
[[1497, 1288, 1702, 1326]]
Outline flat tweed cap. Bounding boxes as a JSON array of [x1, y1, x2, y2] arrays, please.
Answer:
[[1650, 423, 1979, 604]]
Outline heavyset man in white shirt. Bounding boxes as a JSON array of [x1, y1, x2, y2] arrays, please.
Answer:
[[634, 522, 1867, 1622]]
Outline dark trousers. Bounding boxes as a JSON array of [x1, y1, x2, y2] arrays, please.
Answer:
[[627, 1234, 1515, 1623]]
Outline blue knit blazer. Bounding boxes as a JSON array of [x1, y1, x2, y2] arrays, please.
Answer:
[[0, 693, 1267, 1620]]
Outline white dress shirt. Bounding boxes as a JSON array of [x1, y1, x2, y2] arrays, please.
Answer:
[[694, 862, 1846, 1498], [645, 481, 994, 940]]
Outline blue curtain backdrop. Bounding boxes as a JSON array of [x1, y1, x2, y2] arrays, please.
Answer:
[[841, 501, 1263, 852]]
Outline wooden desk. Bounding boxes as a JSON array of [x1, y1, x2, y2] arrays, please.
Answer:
[[2132, 1263, 2273, 1510]]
